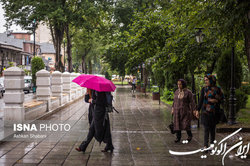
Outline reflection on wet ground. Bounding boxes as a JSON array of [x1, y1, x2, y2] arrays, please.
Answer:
[[0, 85, 249, 165]]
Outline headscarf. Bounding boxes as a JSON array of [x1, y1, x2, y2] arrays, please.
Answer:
[[205, 74, 216, 87], [87, 88, 92, 99], [178, 79, 187, 89], [177, 79, 187, 99]]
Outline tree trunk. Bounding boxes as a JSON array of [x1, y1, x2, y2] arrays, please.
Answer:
[[143, 68, 148, 89], [245, 11, 250, 70], [50, 24, 64, 72], [81, 55, 86, 73], [88, 60, 92, 74], [83, 47, 91, 74], [65, 25, 73, 73], [207, 59, 217, 74], [0, 52, 4, 76]]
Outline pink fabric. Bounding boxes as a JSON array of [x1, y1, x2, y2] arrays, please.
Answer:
[[72, 74, 116, 92]]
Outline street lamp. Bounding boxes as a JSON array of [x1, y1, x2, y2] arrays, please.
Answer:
[[138, 65, 141, 81], [147, 60, 151, 89], [142, 63, 146, 96], [195, 28, 204, 128], [195, 28, 205, 43], [36, 47, 41, 56], [194, 28, 205, 102], [33, 19, 36, 57], [228, 47, 236, 125], [63, 40, 66, 72]]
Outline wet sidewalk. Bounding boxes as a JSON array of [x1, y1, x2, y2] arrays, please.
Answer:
[[0, 86, 249, 166]]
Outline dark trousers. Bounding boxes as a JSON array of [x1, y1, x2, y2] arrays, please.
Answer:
[[79, 121, 95, 151], [176, 130, 192, 139], [204, 125, 216, 147], [79, 121, 113, 151], [132, 84, 136, 92]]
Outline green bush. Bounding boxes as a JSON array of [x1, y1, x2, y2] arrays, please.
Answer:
[[137, 80, 141, 85], [152, 65, 165, 88], [161, 88, 174, 101], [31, 57, 45, 86], [217, 49, 243, 92], [150, 86, 159, 93], [240, 84, 250, 95], [223, 89, 248, 116], [216, 48, 243, 115], [7, 61, 15, 68], [236, 89, 248, 110]]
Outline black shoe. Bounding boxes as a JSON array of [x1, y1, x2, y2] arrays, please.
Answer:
[[202, 146, 212, 153], [101, 146, 114, 153], [174, 138, 181, 143], [187, 136, 192, 142]]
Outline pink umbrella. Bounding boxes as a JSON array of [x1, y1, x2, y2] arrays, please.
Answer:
[[72, 74, 116, 92]]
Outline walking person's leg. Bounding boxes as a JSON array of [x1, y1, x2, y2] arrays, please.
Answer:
[[76, 121, 95, 153], [210, 125, 216, 145], [132, 84, 135, 93], [175, 130, 181, 143], [186, 130, 193, 142], [204, 126, 209, 148], [102, 118, 114, 152]]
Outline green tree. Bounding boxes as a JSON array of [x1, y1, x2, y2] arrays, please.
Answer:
[[1, 0, 95, 72], [217, 48, 244, 114], [196, 0, 250, 69], [31, 57, 45, 87]]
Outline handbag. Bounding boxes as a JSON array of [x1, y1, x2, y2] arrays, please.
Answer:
[[168, 122, 175, 134], [168, 115, 175, 134], [219, 108, 227, 123], [215, 108, 227, 124]]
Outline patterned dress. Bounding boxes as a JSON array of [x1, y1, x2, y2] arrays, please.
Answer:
[[198, 86, 224, 126], [172, 89, 196, 131]]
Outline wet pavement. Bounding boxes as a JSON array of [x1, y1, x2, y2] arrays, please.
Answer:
[[0, 86, 249, 166]]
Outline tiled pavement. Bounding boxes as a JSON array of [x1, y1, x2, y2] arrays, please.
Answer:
[[0, 86, 249, 166]]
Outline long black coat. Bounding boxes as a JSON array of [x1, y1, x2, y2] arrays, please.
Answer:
[[84, 94, 94, 125], [91, 91, 112, 144]]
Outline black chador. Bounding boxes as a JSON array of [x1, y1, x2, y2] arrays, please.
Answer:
[[76, 90, 114, 153]]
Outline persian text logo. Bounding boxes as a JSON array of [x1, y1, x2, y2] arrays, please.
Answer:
[[169, 128, 249, 166]]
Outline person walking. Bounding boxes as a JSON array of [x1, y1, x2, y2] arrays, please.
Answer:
[[196, 74, 224, 150], [171, 79, 197, 143], [131, 76, 137, 93], [76, 90, 114, 153]]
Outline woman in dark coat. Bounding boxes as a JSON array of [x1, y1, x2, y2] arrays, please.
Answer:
[[85, 89, 94, 125], [197, 74, 224, 149], [76, 90, 114, 153], [171, 79, 197, 143]]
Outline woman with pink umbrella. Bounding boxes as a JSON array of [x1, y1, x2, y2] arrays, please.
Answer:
[[74, 74, 115, 153]]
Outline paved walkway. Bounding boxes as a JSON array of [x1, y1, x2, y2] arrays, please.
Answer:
[[0, 86, 249, 166]]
